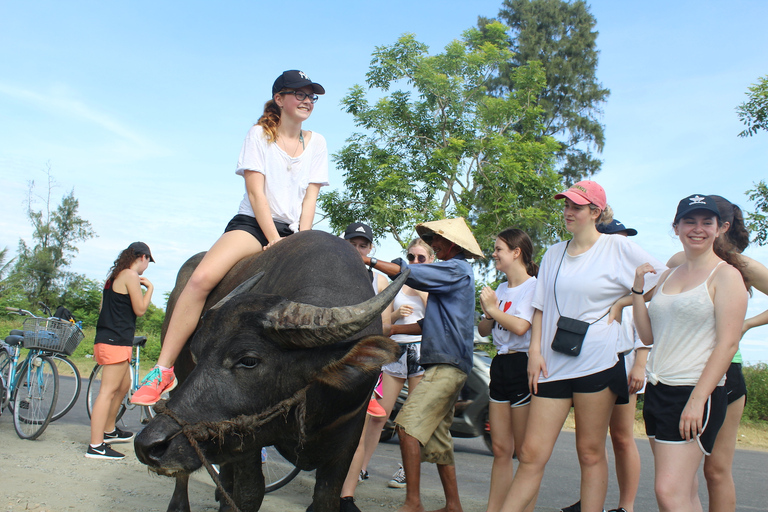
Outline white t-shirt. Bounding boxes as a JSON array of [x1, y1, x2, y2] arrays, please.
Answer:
[[235, 125, 329, 232], [391, 290, 426, 344], [532, 234, 665, 383], [491, 276, 537, 354]]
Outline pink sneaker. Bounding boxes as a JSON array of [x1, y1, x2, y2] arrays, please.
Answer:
[[367, 398, 387, 418], [130, 366, 177, 406]]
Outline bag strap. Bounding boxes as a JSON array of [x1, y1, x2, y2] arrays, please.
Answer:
[[553, 241, 609, 325]]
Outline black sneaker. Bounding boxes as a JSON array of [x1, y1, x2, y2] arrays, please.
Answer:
[[561, 501, 581, 512], [104, 427, 135, 444], [85, 443, 125, 460], [340, 497, 361, 512]]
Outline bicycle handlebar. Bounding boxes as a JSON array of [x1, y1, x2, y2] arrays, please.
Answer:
[[5, 307, 36, 317]]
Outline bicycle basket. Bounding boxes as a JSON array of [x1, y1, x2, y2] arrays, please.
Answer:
[[22, 317, 85, 356]]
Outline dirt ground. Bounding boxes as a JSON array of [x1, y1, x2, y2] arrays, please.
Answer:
[[0, 421, 479, 512]]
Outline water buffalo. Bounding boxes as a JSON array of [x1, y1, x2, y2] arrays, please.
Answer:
[[134, 230, 404, 512]]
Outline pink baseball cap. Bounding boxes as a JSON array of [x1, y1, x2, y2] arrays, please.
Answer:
[[554, 180, 607, 210]]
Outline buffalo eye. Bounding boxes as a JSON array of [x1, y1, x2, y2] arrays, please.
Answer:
[[236, 356, 261, 369]]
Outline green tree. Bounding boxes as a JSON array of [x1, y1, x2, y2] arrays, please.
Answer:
[[10, 166, 96, 306], [482, 0, 610, 181], [746, 180, 768, 246], [319, 23, 564, 258], [60, 276, 103, 327], [737, 75, 768, 137]]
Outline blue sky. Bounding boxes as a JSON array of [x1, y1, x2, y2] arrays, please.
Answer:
[[1, 1, 767, 362]]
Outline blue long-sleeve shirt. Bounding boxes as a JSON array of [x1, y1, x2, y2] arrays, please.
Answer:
[[392, 255, 475, 375]]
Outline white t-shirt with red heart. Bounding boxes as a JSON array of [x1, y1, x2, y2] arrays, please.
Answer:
[[491, 276, 537, 354]]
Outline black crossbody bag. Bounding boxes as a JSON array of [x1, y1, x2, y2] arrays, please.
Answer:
[[551, 241, 609, 357]]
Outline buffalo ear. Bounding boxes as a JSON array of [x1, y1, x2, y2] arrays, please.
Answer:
[[314, 336, 400, 390]]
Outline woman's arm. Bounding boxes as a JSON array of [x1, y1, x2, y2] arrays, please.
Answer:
[[527, 309, 547, 395], [298, 183, 321, 232], [243, 171, 280, 245], [632, 264, 664, 346], [479, 286, 531, 336], [741, 255, 768, 335], [680, 265, 747, 441], [628, 347, 650, 394], [124, 270, 153, 317]]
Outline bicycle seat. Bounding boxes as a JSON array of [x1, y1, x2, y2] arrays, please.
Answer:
[[4, 334, 23, 346], [9, 329, 23, 336], [133, 336, 148, 347]]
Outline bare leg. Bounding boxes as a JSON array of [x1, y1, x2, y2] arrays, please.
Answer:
[[90, 361, 130, 445], [653, 440, 704, 512], [397, 428, 426, 512], [360, 374, 408, 471], [433, 463, 464, 512], [487, 401, 532, 512], [703, 395, 744, 512], [499, 396, 572, 512], [156, 230, 262, 368], [573, 388, 616, 512], [340, 414, 371, 497], [609, 394, 640, 512], [104, 365, 131, 433]]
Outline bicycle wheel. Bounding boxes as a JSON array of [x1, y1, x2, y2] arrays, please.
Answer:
[[13, 354, 58, 440], [0, 348, 11, 411], [263, 446, 301, 493], [86, 364, 127, 421], [50, 354, 81, 421]]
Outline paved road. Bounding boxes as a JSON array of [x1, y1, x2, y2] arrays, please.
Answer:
[[57, 374, 768, 511]]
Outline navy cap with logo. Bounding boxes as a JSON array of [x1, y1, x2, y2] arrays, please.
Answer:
[[343, 222, 373, 243], [128, 241, 155, 262], [272, 70, 326, 96], [674, 194, 721, 223], [597, 219, 638, 236]]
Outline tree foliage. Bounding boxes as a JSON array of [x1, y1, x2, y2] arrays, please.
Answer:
[[319, 23, 565, 259], [746, 180, 768, 246], [482, 0, 610, 181], [737, 75, 768, 137], [7, 166, 96, 307]]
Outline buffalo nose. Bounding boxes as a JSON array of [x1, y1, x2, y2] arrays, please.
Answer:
[[134, 413, 181, 466]]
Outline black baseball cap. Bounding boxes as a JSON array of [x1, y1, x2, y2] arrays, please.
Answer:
[[674, 194, 721, 223], [272, 70, 325, 95], [128, 241, 155, 262], [597, 219, 638, 236], [343, 222, 373, 243]]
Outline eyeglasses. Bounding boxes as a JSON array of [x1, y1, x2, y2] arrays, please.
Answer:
[[407, 253, 427, 263], [280, 90, 319, 103]]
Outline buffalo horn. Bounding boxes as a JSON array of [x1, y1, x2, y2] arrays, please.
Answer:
[[262, 269, 410, 349], [209, 272, 265, 311]]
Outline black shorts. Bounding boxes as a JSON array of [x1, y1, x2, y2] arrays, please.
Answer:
[[489, 352, 531, 407], [534, 353, 629, 405], [643, 382, 727, 455], [224, 214, 293, 247], [724, 362, 748, 405]]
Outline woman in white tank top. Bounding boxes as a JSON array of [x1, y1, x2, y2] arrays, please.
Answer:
[[633, 194, 748, 512]]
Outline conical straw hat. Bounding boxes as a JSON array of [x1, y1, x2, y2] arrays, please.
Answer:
[[415, 217, 484, 260]]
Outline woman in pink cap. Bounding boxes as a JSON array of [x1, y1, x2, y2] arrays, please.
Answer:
[[131, 70, 329, 406], [498, 181, 665, 512]]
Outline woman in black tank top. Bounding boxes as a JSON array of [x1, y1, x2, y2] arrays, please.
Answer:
[[86, 242, 154, 460]]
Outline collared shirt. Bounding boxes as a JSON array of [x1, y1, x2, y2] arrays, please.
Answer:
[[393, 254, 474, 375]]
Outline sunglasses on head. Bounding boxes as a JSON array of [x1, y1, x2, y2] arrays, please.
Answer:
[[407, 253, 427, 263]]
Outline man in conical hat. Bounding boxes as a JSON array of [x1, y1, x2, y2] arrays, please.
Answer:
[[366, 217, 482, 512]]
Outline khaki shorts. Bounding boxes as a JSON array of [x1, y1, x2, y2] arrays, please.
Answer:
[[395, 364, 467, 465]]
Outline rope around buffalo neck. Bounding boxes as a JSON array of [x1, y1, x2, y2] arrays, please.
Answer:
[[153, 384, 310, 512]]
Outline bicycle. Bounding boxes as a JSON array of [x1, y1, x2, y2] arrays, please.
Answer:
[[1, 310, 82, 439], [6, 305, 82, 421], [85, 335, 156, 425]]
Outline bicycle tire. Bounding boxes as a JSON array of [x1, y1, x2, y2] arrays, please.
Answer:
[[263, 446, 301, 493], [13, 354, 58, 440], [0, 348, 11, 411], [50, 354, 81, 421], [86, 364, 127, 421]]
